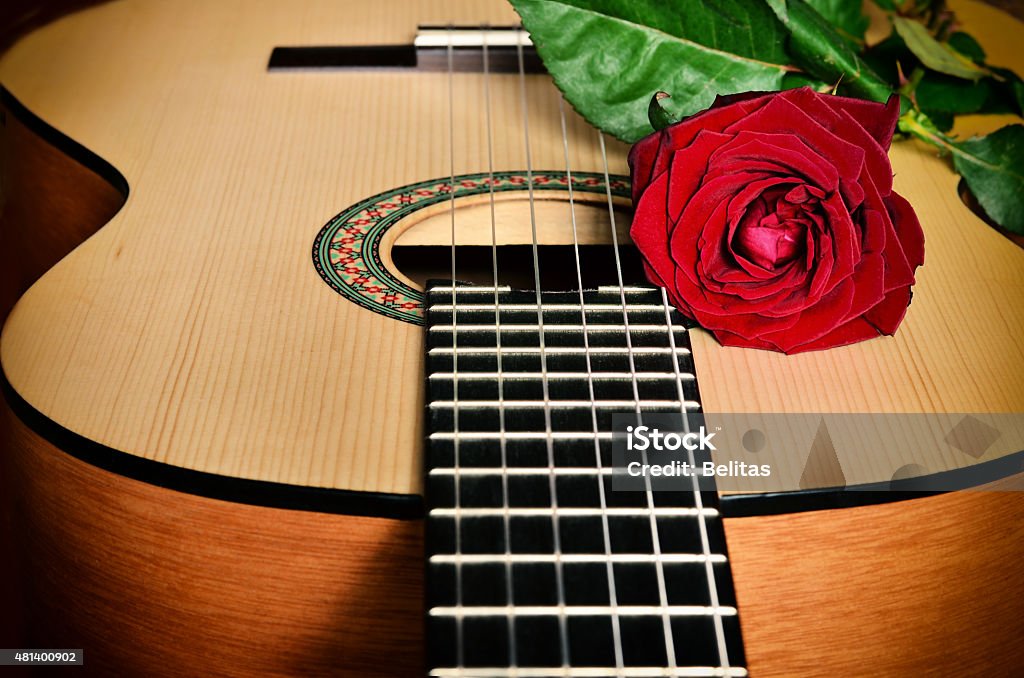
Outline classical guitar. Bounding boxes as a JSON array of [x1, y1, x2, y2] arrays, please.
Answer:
[[1, 1, 1023, 676]]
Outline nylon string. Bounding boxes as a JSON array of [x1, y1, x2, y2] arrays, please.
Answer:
[[516, 29, 571, 671], [557, 97, 625, 672], [481, 26, 519, 671], [445, 27, 465, 671], [597, 131, 678, 669]]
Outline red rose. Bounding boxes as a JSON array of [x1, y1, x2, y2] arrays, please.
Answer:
[[628, 87, 924, 354]]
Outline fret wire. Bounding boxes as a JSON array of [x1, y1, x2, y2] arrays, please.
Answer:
[[429, 303, 670, 311], [599, 130, 678, 669], [661, 286, 732, 670], [430, 553, 728, 564], [429, 605, 738, 617], [430, 467, 617, 476], [444, 29, 465, 671], [430, 372, 695, 381], [428, 346, 689, 355], [481, 27, 518, 667], [429, 668, 749, 677], [429, 324, 688, 332], [517, 30, 571, 670], [429, 507, 718, 517], [427, 285, 657, 293], [430, 400, 698, 409], [430, 431, 617, 440]]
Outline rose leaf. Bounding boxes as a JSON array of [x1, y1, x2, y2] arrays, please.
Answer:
[[952, 125, 1024, 235], [647, 92, 681, 131], [509, 0, 792, 143], [801, 0, 869, 44], [766, 0, 892, 102], [892, 17, 987, 81], [947, 31, 986, 63], [782, 71, 830, 91], [915, 72, 991, 114], [988, 67, 1024, 116]]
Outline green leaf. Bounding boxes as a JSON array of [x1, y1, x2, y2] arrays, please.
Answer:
[[952, 125, 1024, 234], [892, 17, 987, 80], [782, 71, 830, 91], [863, 31, 917, 87], [947, 31, 986, 63], [766, 0, 891, 102], [988, 66, 1024, 116], [509, 0, 792, 142], [916, 72, 991, 114], [647, 92, 680, 131], [802, 0, 869, 43]]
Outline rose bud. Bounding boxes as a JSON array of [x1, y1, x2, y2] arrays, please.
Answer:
[[628, 87, 925, 354]]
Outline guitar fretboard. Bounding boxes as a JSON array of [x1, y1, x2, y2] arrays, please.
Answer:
[[423, 283, 747, 677]]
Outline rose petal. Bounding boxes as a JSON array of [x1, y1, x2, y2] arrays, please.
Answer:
[[629, 172, 676, 291], [632, 95, 775, 199], [725, 97, 867, 206], [754, 279, 858, 352], [864, 286, 913, 335], [705, 132, 841, 194], [666, 130, 734, 222], [778, 317, 881, 354], [886, 193, 925, 268]]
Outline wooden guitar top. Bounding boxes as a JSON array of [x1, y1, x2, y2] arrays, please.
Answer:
[[1, 0, 1022, 499]]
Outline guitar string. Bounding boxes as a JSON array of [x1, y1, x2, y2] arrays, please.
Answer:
[[660, 288, 732, 670], [597, 130, 678, 669], [446, 27, 465, 671], [481, 25, 519, 670], [516, 30, 571, 671], [557, 96, 626, 672]]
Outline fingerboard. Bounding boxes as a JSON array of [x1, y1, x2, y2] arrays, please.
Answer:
[[423, 283, 747, 677]]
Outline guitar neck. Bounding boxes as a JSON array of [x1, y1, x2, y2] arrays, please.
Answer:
[[423, 283, 747, 675]]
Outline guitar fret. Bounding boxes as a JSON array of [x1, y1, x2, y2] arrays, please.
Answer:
[[429, 507, 719, 517], [430, 324, 688, 333], [430, 431, 614, 440], [430, 372, 695, 380], [430, 668, 748, 677], [430, 466, 616, 476], [429, 605, 737, 617], [428, 346, 689, 355], [429, 399, 699, 409], [423, 284, 746, 674], [428, 285, 658, 294], [429, 303, 671, 312], [430, 553, 728, 564]]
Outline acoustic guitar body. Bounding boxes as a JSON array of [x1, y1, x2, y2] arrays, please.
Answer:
[[1, 1, 1022, 676]]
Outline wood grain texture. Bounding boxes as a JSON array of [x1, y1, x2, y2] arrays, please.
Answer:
[[727, 483, 1024, 677], [7, 406, 1022, 675], [1, 0, 1020, 498], [0, 86, 127, 649], [3, 401, 424, 677]]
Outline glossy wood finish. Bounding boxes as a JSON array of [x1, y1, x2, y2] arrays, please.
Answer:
[[0, 85, 127, 650], [3, 403, 424, 677], [7, 406, 1022, 676], [727, 482, 1024, 677]]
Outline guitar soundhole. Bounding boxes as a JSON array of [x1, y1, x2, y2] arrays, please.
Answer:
[[390, 244, 647, 290], [312, 170, 635, 324]]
